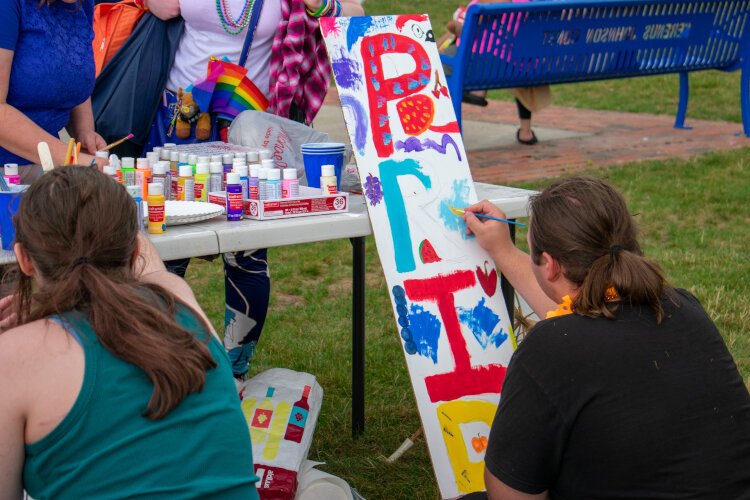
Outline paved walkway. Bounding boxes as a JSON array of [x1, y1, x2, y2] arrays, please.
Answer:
[[317, 90, 749, 184]]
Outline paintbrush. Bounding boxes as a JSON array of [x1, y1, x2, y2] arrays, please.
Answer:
[[101, 133, 134, 152], [63, 138, 75, 166], [38, 142, 55, 172], [74, 141, 81, 164], [448, 205, 526, 227]]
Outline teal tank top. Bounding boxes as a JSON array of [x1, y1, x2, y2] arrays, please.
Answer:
[[23, 306, 260, 499]]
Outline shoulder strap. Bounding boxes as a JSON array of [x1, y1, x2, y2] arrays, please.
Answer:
[[239, 0, 266, 67]]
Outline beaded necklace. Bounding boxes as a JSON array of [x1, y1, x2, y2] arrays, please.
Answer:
[[216, 0, 256, 35]]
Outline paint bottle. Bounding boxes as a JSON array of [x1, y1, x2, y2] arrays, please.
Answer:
[[222, 153, 234, 175], [126, 185, 144, 231], [108, 154, 122, 184], [136, 157, 152, 198], [188, 154, 198, 174], [320, 164, 338, 195], [248, 166, 260, 200], [152, 146, 163, 158], [283, 385, 311, 443], [151, 161, 171, 201], [258, 167, 268, 201], [259, 149, 272, 161], [246, 150, 259, 164], [232, 157, 246, 172], [266, 168, 282, 200], [176, 153, 189, 200], [146, 151, 160, 166], [103, 165, 118, 182], [147, 182, 166, 235], [197, 156, 210, 170], [235, 164, 249, 200], [160, 148, 172, 162], [225, 172, 243, 221], [261, 158, 275, 170], [3, 164, 20, 185], [281, 168, 299, 199], [95, 150, 110, 163], [194, 162, 210, 202], [209, 161, 223, 193], [177, 165, 195, 201], [121, 157, 136, 187], [169, 151, 180, 176], [163, 142, 177, 149]]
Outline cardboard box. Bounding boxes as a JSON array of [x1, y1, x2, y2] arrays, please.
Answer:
[[208, 186, 349, 220]]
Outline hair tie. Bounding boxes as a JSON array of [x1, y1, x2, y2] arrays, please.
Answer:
[[72, 256, 93, 268], [609, 245, 624, 258]]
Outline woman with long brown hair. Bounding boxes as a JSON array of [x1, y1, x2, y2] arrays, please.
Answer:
[[0, 167, 259, 498], [465, 176, 750, 499]]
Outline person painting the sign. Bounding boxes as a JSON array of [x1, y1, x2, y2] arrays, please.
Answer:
[[0, 167, 259, 497], [139, 0, 364, 385], [0, 0, 107, 167], [464, 176, 750, 499]]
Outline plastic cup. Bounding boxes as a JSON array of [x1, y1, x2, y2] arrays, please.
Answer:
[[0, 190, 24, 251], [301, 143, 345, 189]]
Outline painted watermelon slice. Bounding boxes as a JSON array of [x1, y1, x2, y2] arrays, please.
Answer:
[[419, 239, 442, 264]]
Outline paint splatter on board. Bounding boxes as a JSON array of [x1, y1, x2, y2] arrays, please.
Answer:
[[408, 304, 442, 363], [395, 135, 462, 161], [439, 179, 472, 239], [364, 173, 383, 206], [340, 94, 368, 154], [331, 56, 361, 90], [458, 298, 507, 349], [347, 17, 373, 50]]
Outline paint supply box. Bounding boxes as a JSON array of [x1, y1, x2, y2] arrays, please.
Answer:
[[208, 186, 349, 220]]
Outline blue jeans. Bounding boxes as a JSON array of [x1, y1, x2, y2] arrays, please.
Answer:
[[166, 249, 270, 379]]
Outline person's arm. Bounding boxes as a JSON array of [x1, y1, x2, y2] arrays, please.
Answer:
[[0, 334, 26, 498], [66, 98, 106, 156], [133, 233, 219, 339], [143, 0, 180, 21], [303, 0, 365, 17], [0, 50, 103, 167], [485, 472, 549, 500], [464, 200, 556, 317]]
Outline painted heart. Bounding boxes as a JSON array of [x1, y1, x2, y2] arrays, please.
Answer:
[[431, 89, 440, 98], [440, 86, 449, 97], [396, 94, 435, 135], [419, 239, 442, 264], [476, 261, 498, 297]]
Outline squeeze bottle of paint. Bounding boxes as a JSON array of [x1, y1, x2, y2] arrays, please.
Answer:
[[281, 168, 299, 199], [188, 154, 198, 174], [177, 165, 195, 201], [108, 154, 123, 184], [210, 154, 222, 165], [222, 153, 234, 177], [208, 161, 223, 193], [232, 157, 246, 173], [259, 149, 271, 161], [121, 157, 136, 187], [248, 166, 260, 200], [136, 157, 152, 198], [3, 164, 20, 185], [160, 148, 172, 162], [246, 150, 259, 164], [260, 158, 275, 170], [152, 146, 163, 158], [235, 164, 249, 200], [147, 182, 166, 235], [170, 151, 180, 176], [146, 152, 159, 166], [197, 156, 210, 169], [151, 161, 171, 201], [95, 150, 110, 163], [194, 162, 209, 202], [320, 164, 337, 195], [225, 172, 243, 221], [176, 153, 189, 200], [126, 185, 144, 231], [266, 168, 282, 200], [283, 385, 311, 443], [258, 167, 268, 201], [103, 165, 118, 182]]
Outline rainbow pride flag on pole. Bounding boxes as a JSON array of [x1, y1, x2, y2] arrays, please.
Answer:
[[192, 58, 269, 121]]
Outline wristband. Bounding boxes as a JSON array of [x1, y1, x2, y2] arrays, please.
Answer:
[[327, 0, 341, 17], [306, 0, 329, 17]]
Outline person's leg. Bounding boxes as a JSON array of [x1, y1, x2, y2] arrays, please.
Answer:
[[164, 258, 191, 278], [222, 249, 270, 379], [515, 98, 537, 145]]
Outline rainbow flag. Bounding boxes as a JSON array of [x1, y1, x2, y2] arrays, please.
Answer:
[[206, 58, 269, 121]]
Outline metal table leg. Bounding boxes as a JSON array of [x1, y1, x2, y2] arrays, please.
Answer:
[[500, 223, 517, 323], [350, 236, 366, 437]]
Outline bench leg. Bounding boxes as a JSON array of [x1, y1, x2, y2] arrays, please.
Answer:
[[742, 64, 750, 137], [674, 72, 692, 130]]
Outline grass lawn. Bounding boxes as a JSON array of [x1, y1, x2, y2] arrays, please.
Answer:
[[187, 149, 750, 499]]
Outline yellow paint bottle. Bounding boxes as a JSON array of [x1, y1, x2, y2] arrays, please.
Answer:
[[147, 182, 165, 234]]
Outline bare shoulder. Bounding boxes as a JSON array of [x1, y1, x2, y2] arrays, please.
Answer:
[[0, 319, 77, 375]]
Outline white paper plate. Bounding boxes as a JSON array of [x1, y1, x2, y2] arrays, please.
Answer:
[[143, 200, 225, 226]]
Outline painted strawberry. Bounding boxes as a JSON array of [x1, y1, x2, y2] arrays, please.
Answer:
[[419, 239, 441, 264], [476, 261, 498, 297], [396, 94, 435, 136]]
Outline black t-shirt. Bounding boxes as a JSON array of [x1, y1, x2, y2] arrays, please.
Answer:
[[485, 289, 750, 499]]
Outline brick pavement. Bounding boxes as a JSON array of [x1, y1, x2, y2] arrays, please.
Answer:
[[324, 88, 749, 184]]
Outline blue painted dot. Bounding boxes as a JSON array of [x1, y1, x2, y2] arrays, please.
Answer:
[[396, 304, 408, 317], [398, 315, 410, 328], [392, 286, 405, 300], [400, 328, 412, 341], [404, 341, 417, 355]]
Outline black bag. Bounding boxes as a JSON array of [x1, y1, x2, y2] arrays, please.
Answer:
[[92, 12, 184, 157]]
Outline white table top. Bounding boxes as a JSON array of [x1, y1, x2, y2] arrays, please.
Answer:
[[0, 183, 534, 263]]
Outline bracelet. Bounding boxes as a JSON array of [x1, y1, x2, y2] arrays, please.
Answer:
[[326, 0, 341, 17], [306, 0, 329, 17]]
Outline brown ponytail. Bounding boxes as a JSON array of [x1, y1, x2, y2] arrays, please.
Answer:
[[528, 176, 672, 322], [14, 167, 217, 419]]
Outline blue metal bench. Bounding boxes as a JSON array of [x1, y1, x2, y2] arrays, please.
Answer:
[[440, 0, 750, 135]]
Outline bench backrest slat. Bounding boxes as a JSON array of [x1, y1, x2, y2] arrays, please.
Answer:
[[451, 0, 750, 89]]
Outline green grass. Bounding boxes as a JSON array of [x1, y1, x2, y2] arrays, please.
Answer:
[[187, 148, 750, 499]]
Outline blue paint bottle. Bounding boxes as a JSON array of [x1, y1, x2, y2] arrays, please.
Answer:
[[235, 165, 249, 200], [226, 172, 243, 221], [126, 185, 144, 231], [266, 168, 282, 200]]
